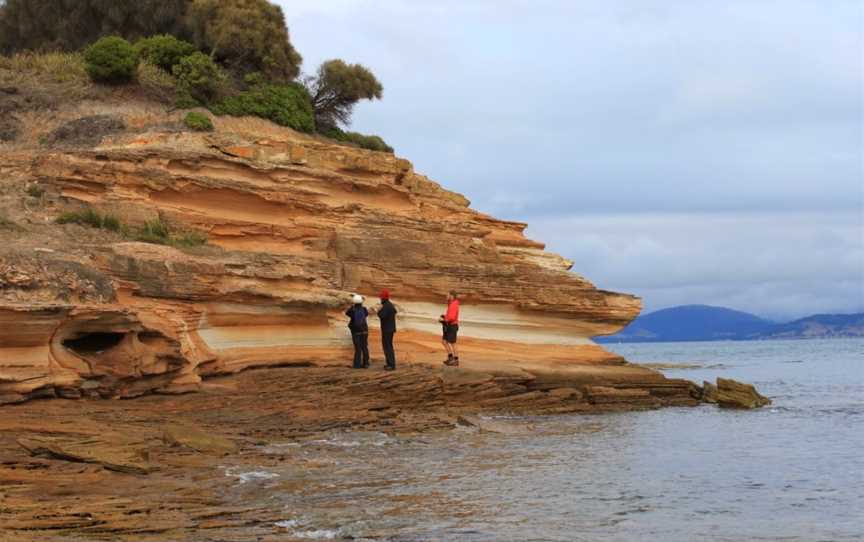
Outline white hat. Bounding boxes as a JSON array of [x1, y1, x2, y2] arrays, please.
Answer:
[[352, 294, 363, 304]]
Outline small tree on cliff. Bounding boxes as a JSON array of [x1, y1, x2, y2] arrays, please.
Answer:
[[303, 59, 383, 131], [187, 0, 302, 82]]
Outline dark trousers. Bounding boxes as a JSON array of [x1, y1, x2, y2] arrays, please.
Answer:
[[352, 332, 370, 368], [381, 331, 396, 369]]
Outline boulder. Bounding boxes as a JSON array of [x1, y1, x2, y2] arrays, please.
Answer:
[[715, 377, 771, 409]]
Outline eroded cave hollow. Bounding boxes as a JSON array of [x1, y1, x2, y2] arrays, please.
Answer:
[[62, 332, 126, 355]]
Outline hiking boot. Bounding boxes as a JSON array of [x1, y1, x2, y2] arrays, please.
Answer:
[[384, 365, 395, 371]]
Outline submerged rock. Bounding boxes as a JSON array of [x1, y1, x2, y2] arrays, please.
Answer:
[[456, 414, 534, 435], [584, 385, 662, 409]]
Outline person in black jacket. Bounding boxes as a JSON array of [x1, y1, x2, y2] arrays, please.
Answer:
[[376, 288, 398, 370], [345, 294, 370, 369]]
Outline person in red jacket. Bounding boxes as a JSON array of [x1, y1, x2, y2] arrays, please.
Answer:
[[440, 291, 460, 366]]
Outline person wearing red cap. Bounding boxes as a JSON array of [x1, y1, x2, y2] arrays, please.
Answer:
[[376, 288, 398, 370]]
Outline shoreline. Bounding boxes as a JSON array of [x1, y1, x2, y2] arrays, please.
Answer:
[[0, 362, 699, 540]]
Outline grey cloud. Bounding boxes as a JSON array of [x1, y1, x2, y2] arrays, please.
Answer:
[[526, 211, 864, 320]]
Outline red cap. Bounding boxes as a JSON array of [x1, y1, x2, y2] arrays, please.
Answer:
[[379, 288, 390, 300]]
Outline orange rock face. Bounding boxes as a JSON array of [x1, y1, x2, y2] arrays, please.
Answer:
[[0, 119, 649, 402]]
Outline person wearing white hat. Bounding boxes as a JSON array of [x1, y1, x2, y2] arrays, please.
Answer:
[[345, 293, 370, 368]]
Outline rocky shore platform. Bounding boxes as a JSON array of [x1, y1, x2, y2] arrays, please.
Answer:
[[0, 361, 702, 541]]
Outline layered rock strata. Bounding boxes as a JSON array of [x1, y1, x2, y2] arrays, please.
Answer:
[[0, 111, 684, 405]]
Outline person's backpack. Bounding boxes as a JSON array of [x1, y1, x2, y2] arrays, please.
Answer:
[[351, 306, 367, 331]]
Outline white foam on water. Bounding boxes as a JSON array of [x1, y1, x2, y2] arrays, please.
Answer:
[[274, 519, 299, 528], [305, 432, 394, 448], [223, 466, 280, 484], [291, 529, 341, 540]]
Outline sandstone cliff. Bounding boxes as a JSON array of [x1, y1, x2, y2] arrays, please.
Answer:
[[0, 93, 699, 407]]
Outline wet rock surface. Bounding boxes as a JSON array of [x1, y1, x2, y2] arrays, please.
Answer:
[[0, 363, 703, 541], [456, 414, 535, 435]]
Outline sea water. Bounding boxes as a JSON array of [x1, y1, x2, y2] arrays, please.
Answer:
[[245, 339, 864, 541]]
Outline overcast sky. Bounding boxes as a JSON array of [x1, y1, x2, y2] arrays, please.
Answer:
[[279, 0, 864, 321]]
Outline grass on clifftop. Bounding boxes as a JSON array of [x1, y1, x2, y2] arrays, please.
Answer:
[[1, 48, 394, 154], [0, 51, 88, 85]]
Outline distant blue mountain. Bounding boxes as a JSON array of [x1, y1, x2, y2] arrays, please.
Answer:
[[596, 304, 774, 343], [596, 305, 864, 343], [752, 313, 864, 340]]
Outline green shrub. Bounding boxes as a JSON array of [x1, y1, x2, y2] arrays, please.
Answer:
[[132, 218, 207, 247], [56, 208, 121, 232], [243, 71, 266, 88], [175, 92, 201, 109], [184, 111, 214, 132], [173, 51, 224, 104], [102, 215, 121, 232], [211, 83, 314, 133], [171, 230, 208, 247], [343, 132, 393, 153], [137, 60, 177, 102], [133, 34, 196, 72], [83, 36, 138, 84], [322, 127, 393, 153], [134, 219, 170, 244]]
